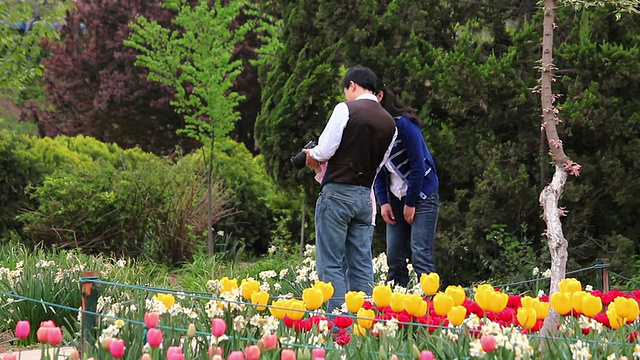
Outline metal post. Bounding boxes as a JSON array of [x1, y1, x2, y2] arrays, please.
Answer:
[[81, 271, 99, 357], [595, 258, 610, 292]]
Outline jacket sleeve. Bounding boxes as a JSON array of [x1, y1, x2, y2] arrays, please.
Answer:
[[397, 118, 427, 207], [374, 166, 390, 206]]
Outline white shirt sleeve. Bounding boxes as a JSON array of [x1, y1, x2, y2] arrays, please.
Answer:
[[309, 102, 349, 162]]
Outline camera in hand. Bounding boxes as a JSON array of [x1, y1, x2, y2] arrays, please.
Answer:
[[291, 141, 317, 169]]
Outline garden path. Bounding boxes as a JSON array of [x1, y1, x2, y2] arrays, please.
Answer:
[[17, 346, 75, 360]]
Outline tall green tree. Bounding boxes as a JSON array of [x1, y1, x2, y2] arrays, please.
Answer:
[[125, 0, 273, 255], [0, 0, 71, 93]]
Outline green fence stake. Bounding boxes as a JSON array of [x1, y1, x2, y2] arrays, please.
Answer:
[[81, 271, 99, 357]]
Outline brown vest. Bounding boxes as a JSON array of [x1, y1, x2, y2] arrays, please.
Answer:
[[323, 99, 396, 188]]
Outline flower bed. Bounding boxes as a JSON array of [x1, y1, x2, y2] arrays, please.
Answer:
[[1, 246, 640, 359]]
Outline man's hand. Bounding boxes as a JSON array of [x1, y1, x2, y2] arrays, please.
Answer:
[[381, 203, 395, 225], [404, 205, 415, 225], [303, 149, 321, 171]]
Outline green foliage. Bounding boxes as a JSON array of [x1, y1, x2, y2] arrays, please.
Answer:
[[125, 0, 270, 143], [0, 0, 72, 93], [181, 138, 298, 254]]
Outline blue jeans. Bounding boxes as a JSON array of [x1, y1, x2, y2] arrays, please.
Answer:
[[315, 183, 374, 314], [386, 189, 439, 287]]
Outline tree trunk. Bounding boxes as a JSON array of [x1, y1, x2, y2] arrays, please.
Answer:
[[539, 0, 571, 340], [539, 165, 568, 337]]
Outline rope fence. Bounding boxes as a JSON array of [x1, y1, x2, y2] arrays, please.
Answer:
[[0, 258, 635, 359]]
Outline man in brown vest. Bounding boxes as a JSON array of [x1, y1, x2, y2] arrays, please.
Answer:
[[303, 65, 396, 314]]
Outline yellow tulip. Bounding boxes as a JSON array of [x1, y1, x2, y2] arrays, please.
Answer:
[[353, 324, 367, 336], [302, 287, 324, 311], [521, 296, 536, 309], [404, 294, 427, 317], [613, 297, 640, 322], [516, 307, 537, 329], [269, 299, 288, 319], [251, 290, 270, 311], [313, 281, 334, 303], [433, 292, 454, 316], [581, 294, 602, 317], [550, 292, 572, 315], [357, 308, 375, 329], [474, 288, 494, 312], [474, 284, 495, 293], [490, 292, 508, 313], [372, 285, 392, 308], [420, 273, 440, 296], [534, 300, 550, 319], [606, 305, 625, 330], [345, 291, 366, 313], [220, 277, 238, 293], [558, 278, 582, 293], [286, 299, 306, 321], [447, 305, 467, 326], [390, 292, 406, 313], [571, 291, 587, 314], [155, 293, 175, 309], [445, 285, 466, 306], [241, 279, 261, 300]]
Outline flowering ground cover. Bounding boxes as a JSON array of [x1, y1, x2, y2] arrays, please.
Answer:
[[0, 245, 639, 359]]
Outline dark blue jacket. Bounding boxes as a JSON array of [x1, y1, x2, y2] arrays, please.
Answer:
[[374, 116, 438, 207]]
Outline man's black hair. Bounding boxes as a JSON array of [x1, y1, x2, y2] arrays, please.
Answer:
[[341, 65, 378, 93]]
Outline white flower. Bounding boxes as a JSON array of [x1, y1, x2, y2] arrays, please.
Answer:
[[469, 338, 486, 358], [217, 230, 225, 236], [267, 245, 277, 254], [542, 269, 551, 278], [585, 284, 593, 292], [532, 267, 539, 276], [116, 259, 127, 268]]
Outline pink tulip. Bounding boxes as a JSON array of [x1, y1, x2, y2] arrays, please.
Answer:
[[419, 350, 435, 360], [144, 312, 160, 328], [141, 354, 152, 360], [40, 320, 56, 328], [69, 349, 81, 360], [36, 326, 49, 343], [3, 354, 17, 360], [212, 356, 223, 360], [166, 346, 182, 360], [15, 320, 30, 340], [262, 333, 278, 349], [211, 318, 226, 337], [390, 356, 399, 360], [281, 348, 296, 360], [146, 328, 163, 348], [312, 348, 325, 359], [169, 354, 185, 360], [246, 345, 261, 360], [227, 351, 245, 360], [109, 338, 126, 359], [47, 327, 62, 346], [481, 334, 496, 353]]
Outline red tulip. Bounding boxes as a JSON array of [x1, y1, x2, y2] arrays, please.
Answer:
[[262, 333, 279, 349], [48, 327, 62, 346], [227, 351, 245, 360], [333, 315, 353, 329], [211, 318, 226, 337], [109, 338, 125, 359], [15, 320, 30, 340], [144, 312, 160, 328], [281, 348, 296, 360], [246, 345, 261, 360], [481, 334, 496, 353], [146, 328, 163, 348]]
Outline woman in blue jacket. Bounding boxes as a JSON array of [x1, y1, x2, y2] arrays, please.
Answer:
[[374, 88, 440, 288]]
